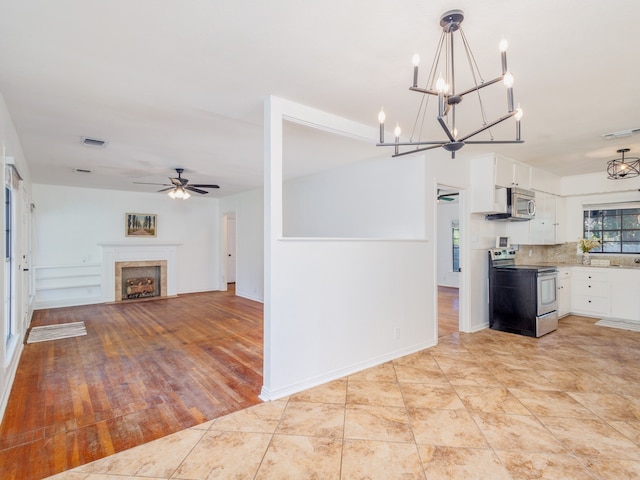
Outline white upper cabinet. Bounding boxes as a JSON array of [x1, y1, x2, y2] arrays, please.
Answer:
[[470, 154, 531, 213], [495, 155, 531, 189], [530, 167, 561, 195]]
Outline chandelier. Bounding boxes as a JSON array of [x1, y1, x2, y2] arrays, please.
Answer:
[[607, 148, 640, 179], [377, 9, 523, 158]]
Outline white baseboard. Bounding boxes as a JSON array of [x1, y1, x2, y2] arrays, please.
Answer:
[[259, 339, 437, 401]]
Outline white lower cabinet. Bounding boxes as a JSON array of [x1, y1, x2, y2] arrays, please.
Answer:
[[557, 267, 571, 318], [570, 267, 640, 320], [610, 269, 640, 321]]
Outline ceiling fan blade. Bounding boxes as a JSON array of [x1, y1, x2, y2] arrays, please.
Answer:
[[185, 186, 208, 195], [169, 177, 183, 187], [190, 184, 220, 189], [157, 187, 174, 192], [134, 181, 173, 186]]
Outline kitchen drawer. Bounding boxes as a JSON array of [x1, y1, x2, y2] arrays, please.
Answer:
[[572, 279, 608, 296], [572, 268, 609, 283], [572, 295, 609, 315]]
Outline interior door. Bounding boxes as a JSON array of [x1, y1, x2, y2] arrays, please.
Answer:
[[226, 216, 236, 283]]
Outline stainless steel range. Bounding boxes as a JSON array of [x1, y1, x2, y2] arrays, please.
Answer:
[[488, 248, 558, 337]]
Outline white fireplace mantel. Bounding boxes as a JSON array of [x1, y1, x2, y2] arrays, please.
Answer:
[[100, 242, 180, 302]]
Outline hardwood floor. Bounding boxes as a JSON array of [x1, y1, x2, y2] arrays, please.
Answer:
[[438, 285, 459, 337], [0, 287, 264, 480]]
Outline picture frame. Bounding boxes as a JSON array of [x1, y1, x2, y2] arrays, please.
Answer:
[[125, 213, 157, 237]]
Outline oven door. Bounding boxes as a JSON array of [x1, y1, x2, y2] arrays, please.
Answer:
[[537, 271, 558, 316]]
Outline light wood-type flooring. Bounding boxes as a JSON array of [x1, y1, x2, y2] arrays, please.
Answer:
[[438, 286, 459, 337]]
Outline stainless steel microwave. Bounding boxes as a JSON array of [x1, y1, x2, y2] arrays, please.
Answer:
[[486, 187, 536, 221], [509, 187, 536, 220]]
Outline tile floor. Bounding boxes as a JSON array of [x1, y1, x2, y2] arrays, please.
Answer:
[[45, 316, 640, 479]]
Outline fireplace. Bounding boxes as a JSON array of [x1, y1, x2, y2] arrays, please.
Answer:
[[115, 260, 167, 302], [100, 243, 179, 303]]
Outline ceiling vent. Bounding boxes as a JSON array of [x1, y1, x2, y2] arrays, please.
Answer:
[[601, 128, 640, 140], [81, 136, 108, 148]]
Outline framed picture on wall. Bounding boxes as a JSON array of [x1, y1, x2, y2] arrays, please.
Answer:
[[125, 213, 157, 237]]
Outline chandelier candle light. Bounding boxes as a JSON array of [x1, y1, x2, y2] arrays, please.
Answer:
[[377, 9, 523, 158]]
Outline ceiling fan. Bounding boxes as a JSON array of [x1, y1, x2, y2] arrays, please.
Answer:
[[437, 189, 459, 202], [134, 168, 220, 197]]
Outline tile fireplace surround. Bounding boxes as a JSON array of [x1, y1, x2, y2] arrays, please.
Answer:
[[100, 242, 179, 302], [115, 260, 167, 302]]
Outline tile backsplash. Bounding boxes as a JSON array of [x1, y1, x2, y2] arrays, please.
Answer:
[[514, 242, 640, 267]]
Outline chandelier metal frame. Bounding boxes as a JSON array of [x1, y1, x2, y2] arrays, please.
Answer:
[[377, 9, 523, 158], [607, 148, 640, 180]]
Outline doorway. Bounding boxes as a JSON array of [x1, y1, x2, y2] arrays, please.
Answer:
[[223, 213, 236, 287], [436, 186, 461, 337]]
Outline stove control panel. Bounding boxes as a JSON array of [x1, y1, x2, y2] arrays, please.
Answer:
[[489, 248, 517, 261]]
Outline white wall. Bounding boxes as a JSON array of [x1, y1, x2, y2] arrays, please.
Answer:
[[437, 200, 460, 287], [262, 97, 438, 400], [218, 188, 264, 302], [31, 184, 220, 306], [561, 172, 640, 241], [0, 91, 33, 422], [283, 154, 426, 239]]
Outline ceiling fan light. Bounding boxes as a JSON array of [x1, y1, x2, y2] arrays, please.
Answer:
[[183, 191, 191, 199], [168, 190, 177, 199]]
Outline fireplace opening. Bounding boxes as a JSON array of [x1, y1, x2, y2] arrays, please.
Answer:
[[121, 266, 161, 300]]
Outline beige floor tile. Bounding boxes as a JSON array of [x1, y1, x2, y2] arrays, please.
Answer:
[[254, 435, 342, 480], [392, 350, 439, 368], [609, 419, 640, 444], [210, 399, 287, 433], [275, 401, 345, 438], [454, 385, 531, 415], [473, 412, 566, 454], [491, 367, 558, 390], [582, 456, 640, 479], [393, 364, 449, 384], [341, 439, 425, 480], [190, 419, 215, 430], [439, 365, 503, 387], [409, 408, 488, 448], [418, 445, 511, 480], [42, 473, 91, 480], [347, 362, 397, 382], [495, 450, 596, 479], [171, 430, 271, 479], [400, 383, 465, 410], [567, 392, 640, 421], [85, 475, 168, 480], [76, 428, 206, 477], [539, 416, 640, 460], [346, 380, 405, 407], [289, 379, 347, 404], [344, 404, 413, 442], [508, 387, 598, 419]]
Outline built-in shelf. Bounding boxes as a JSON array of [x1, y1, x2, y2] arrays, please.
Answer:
[[33, 264, 103, 309]]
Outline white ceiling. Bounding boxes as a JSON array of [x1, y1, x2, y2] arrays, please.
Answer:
[[0, 1, 638, 198]]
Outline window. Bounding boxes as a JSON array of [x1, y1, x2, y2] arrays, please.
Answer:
[[5, 185, 12, 343], [452, 221, 460, 272], [583, 208, 640, 253]]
